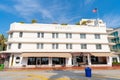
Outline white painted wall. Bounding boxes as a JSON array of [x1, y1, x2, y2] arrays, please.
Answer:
[[7, 43, 110, 52], [7, 21, 110, 53]]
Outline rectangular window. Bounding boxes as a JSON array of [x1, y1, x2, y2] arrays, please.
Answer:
[[66, 33, 72, 38], [27, 57, 36, 65], [10, 33, 13, 38], [18, 43, 22, 49], [19, 32, 23, 38], [52, 43, 59, 49], [66, 44, 72, 49], [95, 34, 100, 39], [37, 43, 44, 49], [41, 57, 48, 65], [8, 43, 11, 49], [96, 44, 102, 49], [81, 44, 87, 49], [37, 32, 44, 38], [52, 33, 58, 38], [80, 34, 86, 39]]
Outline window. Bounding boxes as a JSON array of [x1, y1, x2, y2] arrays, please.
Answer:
[[81, 44, 87, 49], [66, 33, 72, 38], [10, 33, 13, 38], [37, 43, 44, 49], [16, 57, 20, 64], [52, 43, 59, 49], [16, 57, 20, 59], [52, 58, 65, 65], [66, 44, 72, 49], [18, 43, 22, 49], [41, 57, 48, 65], [80, 34, 86, 39], [19, 32, 23, 37], [95, 34, 100, 39], [96, 44, 102, 49], [8, 43, 11, 49], [27, 57, 36, 65], [37, 32, 44, 38], [52, 33, 58, 38]]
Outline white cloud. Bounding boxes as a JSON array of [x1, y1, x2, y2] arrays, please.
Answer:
[[0, 4, 13, 13], [0, 0, 83, 23], [13, 0, 53, 20], [56, 15, 81, 24], [102, 14, 120, 28]]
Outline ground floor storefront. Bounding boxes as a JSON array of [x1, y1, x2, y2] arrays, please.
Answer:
[[0, 52, 115, 68]]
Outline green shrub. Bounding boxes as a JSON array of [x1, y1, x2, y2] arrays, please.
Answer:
[[112, 62, 120, 64]]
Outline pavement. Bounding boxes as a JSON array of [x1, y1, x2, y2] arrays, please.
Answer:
[[0, 69, 120, 80]]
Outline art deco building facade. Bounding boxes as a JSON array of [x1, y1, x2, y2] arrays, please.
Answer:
[[1, 19, 115, 68]]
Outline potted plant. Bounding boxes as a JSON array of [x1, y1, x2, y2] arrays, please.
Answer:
[[112, 62, 120, 66]]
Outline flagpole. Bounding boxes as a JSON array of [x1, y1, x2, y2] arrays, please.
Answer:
[[93, 8, 99, 26], [93, 8, 100, 27], [96, 8, 99, 27]]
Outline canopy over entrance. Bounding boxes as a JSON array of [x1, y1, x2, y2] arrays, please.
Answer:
[[21, 53, 72, 58], [90, 53, 116, 57]]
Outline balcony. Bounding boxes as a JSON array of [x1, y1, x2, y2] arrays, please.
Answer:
[[108, 35, 115, 39], [108, 42, 116, 45]]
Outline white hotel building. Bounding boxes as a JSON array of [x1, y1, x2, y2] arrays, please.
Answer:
[[1, 19, 115, 68]]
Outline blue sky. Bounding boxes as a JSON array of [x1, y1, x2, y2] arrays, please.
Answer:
[[0, 0, 120, 36]]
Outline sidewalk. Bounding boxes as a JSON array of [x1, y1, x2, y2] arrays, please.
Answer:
[[0, 69, 120, 80], [3, 66, 120, 71]]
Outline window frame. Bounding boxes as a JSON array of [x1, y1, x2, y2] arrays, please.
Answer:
[[8, 43, 12, 49], [81, 44, 87, 49], [66, 33, 72, 38], [10, 32, 13, 38], [95, 34, 100, 39], [37, 32, 44, 38], [80, 34, 86, 39], [52, 43, 59, 49], [18, 43, 22, 49], [19, 32, 23, 38], [96, 44, 102, 49], [66, 44, 72, 49], [52, 33, 59, 38], [37, 43, 44, 49]]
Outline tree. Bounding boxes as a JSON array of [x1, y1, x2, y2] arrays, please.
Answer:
[[0, 34, 7, 51], [31, 19, 37, 23], [61, 23, 68, 25], [19, 22, 24, 24], [75, 22, 80, 25], [81, 21, 87, 25]]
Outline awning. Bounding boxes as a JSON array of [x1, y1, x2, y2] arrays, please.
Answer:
[[21, 53, 72, 58], [90, 53, 116, 57]]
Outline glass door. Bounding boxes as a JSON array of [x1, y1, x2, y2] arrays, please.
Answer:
[[36, 58, 41, 65]]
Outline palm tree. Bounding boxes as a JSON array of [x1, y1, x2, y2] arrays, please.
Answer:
[[0, 34, 7, 51], [31, 19, 37, 23]]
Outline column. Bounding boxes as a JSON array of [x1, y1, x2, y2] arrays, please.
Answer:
[[73, 56, 76, 66], [87, 54, 91, 66], [83, 56, 86, 63], [107, 56, 112, 66], [48, 57, 52, 67], [66, 57, 72, 67], [117, 56, 120, 62], [8, 54, 13, 68]]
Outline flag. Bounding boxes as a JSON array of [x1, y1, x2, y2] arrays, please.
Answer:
[[92, 8, 97, 13]]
